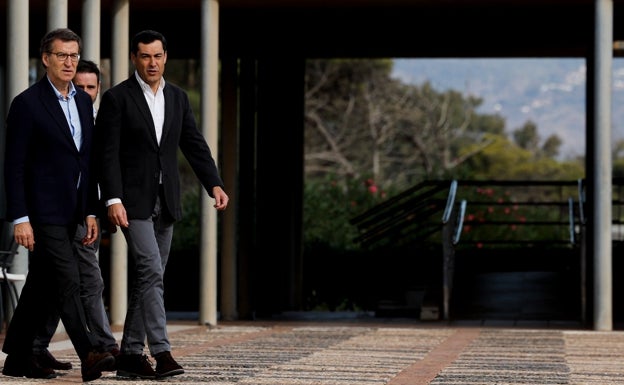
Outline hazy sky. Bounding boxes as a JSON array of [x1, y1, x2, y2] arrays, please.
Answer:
[[392, 58, 624, 160]]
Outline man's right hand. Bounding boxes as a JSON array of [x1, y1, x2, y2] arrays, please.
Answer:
[[108, 202, 129, 228], [14, 222, 35, 251]]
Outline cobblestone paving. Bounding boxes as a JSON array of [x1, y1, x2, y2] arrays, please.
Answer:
[[0, 321, 624, 384]]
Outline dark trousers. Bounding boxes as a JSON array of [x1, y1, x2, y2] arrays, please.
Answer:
[[32, 221, 118, 354], [2, 223, 98, 361]]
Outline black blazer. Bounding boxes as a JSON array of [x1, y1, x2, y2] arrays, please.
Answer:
[[4, 76, 98, 225], [95, 74, 224, 221]]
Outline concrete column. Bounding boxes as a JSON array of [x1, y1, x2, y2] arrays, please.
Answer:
[[6, 0, 30, 305], [81, 0, 101, 107], [592, 0, 613, 331], [47, 0, 68, 29], [199, 0, 220, 326], [6, 1, 29, 110], [81, 0, 101, 61], [108, 0, 130, 327]]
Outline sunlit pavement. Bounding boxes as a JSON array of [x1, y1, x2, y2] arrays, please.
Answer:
[[0, 315, 623, 384]]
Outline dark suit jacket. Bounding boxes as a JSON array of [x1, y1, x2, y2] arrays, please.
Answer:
[[4, 76, 98, 225], [95, 74, 224, 221]]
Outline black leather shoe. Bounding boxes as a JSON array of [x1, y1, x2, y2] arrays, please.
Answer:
[[2, 354, 24, 377], [81, 351, 115, 382], [154, 351, 184, 378], [2, 354, 57, 379], [116, 354, 156, 379], [35, 348, 72, 370]]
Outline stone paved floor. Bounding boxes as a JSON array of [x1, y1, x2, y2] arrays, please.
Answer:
[[0, 318, 623, 384]]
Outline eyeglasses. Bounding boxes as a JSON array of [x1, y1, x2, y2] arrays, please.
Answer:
[[48, 52, 81, 62]]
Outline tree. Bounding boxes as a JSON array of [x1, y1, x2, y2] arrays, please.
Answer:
[[304, 59, 504, 190], [513, 120, 562, 160], [541, 135, 562, 159], [513, 120, 540, 152]]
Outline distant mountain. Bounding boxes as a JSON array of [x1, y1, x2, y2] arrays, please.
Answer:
[[392, 58, 624, 160]]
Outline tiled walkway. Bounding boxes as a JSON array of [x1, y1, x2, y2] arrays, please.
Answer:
[[0, 318, 623, 384]]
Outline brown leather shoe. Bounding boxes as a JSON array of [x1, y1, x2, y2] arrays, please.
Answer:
[[81, 351, 115, 382], [108, 347, 121, 370], [116, 354, 156, 379], [35, 348, 72, 370], [2, 354, 56, 379], [154, 351, 184, 378], [109, 347, 121, 358]]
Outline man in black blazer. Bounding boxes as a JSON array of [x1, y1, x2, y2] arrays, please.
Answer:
[[95, 30, 228, 379], [30, 59, 120, 372], [2, 28, 115, 382]]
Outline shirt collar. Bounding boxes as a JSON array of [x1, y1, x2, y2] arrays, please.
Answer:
[[47, 75, 77, 100], [134, 71, 166, 93]]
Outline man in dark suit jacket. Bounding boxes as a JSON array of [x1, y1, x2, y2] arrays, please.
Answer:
[[31, 58, 120, 372], [2, 28, 115, 382], [95, 30, 228, 380]]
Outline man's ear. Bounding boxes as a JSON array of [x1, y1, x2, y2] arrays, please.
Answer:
[[42, 53, 50, 68]]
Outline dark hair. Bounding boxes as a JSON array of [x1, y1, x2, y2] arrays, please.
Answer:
[[76, 59, 100, 82], [39, 28, 82, 58], [131, 30, 167, 55]]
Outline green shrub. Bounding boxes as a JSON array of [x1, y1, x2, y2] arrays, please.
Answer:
[[172, 186, 201, 252], [303, 175, 393, 251]]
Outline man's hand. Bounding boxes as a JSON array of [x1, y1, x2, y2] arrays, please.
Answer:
[[108, 202, 129, 228], [82, 217, 99, 246], [14, 222, 35, 251], [212, 186, 229, 211]]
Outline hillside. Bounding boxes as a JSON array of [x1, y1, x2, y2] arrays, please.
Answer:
[[392, 58, 624, 160]]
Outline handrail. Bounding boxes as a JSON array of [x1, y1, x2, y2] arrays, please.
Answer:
[[351, 178, 599, 249], [453, 200, 467, 245], [568, 197, 575, 244], [578, 178, 586, 225], [451, 180, 581, 247], [442, 180, 458, 224], [351, 180, 453, 248], [350, 180, 447, 226]]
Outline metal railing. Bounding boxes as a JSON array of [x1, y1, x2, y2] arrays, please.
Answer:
[[352, 179, 585, 321]]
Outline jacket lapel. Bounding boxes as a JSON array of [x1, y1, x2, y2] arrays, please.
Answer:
[[38, 77, 77, 150], [128, 76, 159, 147]]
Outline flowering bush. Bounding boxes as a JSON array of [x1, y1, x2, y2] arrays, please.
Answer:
[[303, 175, 391, 251], [458, 184, 574, 246]]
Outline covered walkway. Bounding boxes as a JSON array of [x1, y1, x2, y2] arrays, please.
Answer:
[[1, 0, 623, 331]]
